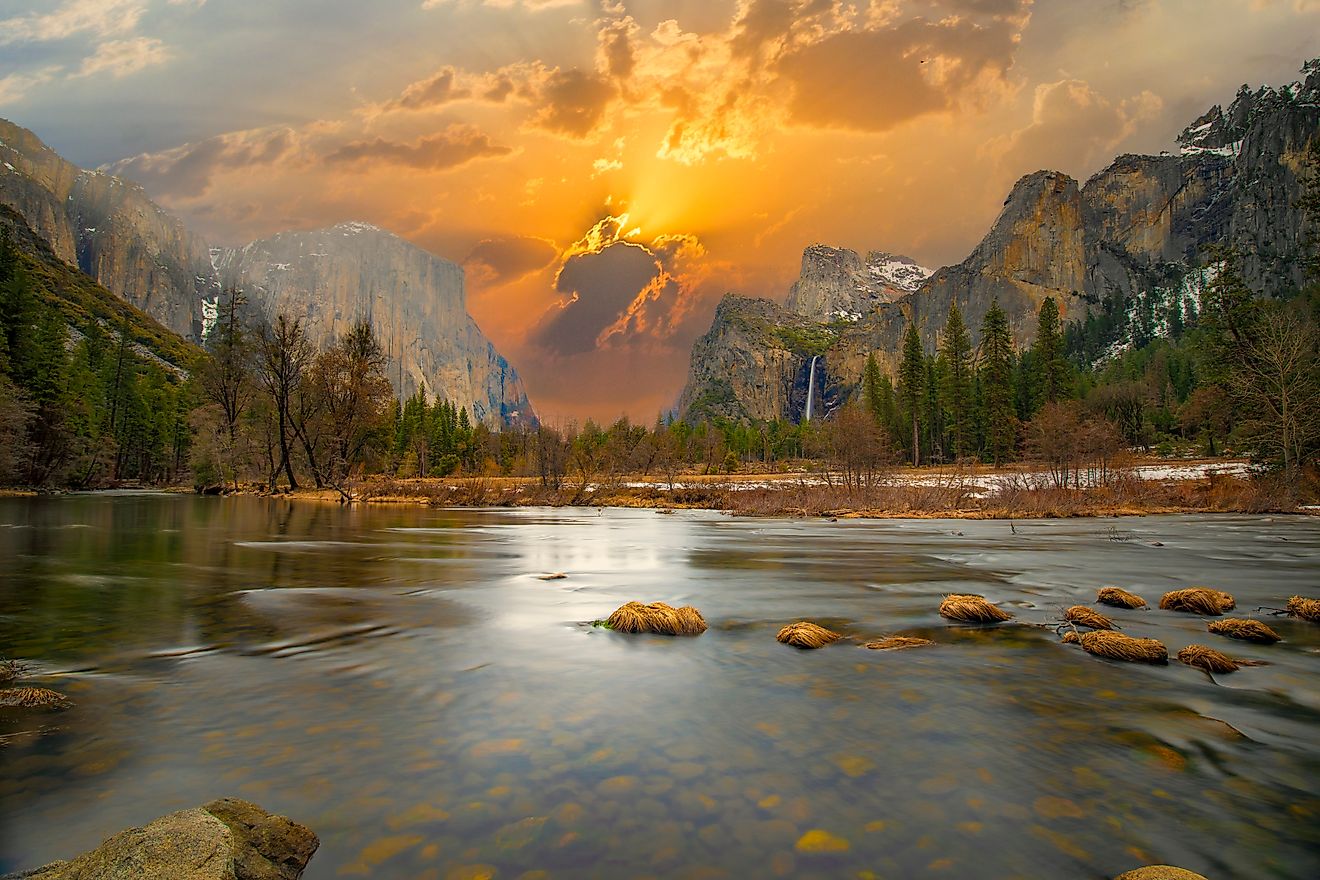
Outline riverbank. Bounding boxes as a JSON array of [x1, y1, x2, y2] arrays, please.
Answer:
[[224, 459, 1317, 518]]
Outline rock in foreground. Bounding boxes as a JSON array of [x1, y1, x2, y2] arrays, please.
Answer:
[[6, 798, 317, 880]]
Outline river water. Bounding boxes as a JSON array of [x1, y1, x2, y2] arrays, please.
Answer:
[[1, 495, 1318, 879]]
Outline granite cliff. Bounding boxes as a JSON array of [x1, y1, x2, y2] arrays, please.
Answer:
[[215, 224, 532, 425], [0, 119, 534, 425], [679, 59, 1320, 424], [0, 119, 214, 339]]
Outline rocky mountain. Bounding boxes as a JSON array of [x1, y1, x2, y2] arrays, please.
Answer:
[[215, 224, 532, 425], [679, 59, 1320, 424], [0, 118, 535, 425], [0, 119, 215, 339], [784, 245, 931, 321]]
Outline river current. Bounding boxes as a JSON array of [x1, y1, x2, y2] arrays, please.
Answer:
[[1, 495, 1317, 879]]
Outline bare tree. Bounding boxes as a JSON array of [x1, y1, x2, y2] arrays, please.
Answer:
[[1233, 307, 1320, 472], [255, 314, 313, 490], [827, 404, 893, 492], [198, 286, 254, 489], [312, 320, 394, 496]]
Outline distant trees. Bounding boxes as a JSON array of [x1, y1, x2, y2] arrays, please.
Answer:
[[938, 301, 973, 459]]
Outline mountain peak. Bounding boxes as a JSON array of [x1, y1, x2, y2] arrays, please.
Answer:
[[786, 244, 931, 321]]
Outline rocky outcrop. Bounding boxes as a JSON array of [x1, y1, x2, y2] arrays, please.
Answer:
[[215, 223, 533, 425], [785, 245, 930, 321], [0, 119, 536, 426], [0, 119, 215, 340], [679, 59, 1320, 423], [3, 798, 317, 880]]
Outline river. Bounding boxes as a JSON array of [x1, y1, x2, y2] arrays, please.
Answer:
[[1, 495, 1318, 879]]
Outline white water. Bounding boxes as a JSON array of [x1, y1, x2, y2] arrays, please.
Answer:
[[804, 355, 819, 421]]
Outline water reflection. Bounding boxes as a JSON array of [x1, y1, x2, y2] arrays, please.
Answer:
[[1, 496, 1318, 879]]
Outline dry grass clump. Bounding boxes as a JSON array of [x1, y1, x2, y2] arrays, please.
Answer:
[[939, 594, 1012, 624], [1286, 596, 1320, 623], [605, 601, 708, 636], [1096, 587, 1147, 609], [0, 658, 31, 684], [1064, 605, 1115, 630], [1207, 618, 1281, 644], [1061, 631, 1080, 644], [1159, 588, 1235, 616], [0, 686, 72, 709], [1077, 631, 1168, 664], [1176, 644, 1266, 674], [864, 636, 935, 651], [777, 622, 843, 649]]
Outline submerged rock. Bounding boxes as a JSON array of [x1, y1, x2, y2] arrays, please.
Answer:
[[5, 798, 317, 880]]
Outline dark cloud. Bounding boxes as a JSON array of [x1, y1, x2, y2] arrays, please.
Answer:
[[105, 128, 296, 199], [483, 73, 515, 102], [776, 17, 1019, 132], [532, 68, 616, 138], [598, 17, 637, 80], [326, 126, 511, 169], [464, 235, 558, 286], [532, 241, 661, 355], [387, 66, 469, 111]]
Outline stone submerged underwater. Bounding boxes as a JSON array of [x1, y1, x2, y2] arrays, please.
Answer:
[[2, 798, 318, 880]]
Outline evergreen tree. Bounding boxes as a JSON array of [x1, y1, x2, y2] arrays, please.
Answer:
[[1030, 296, 1069, 413], [978, 299, 1017, 465], [898, 321, 925, 467], [861, 353, 885, 425], [938, 302, 973, 459]]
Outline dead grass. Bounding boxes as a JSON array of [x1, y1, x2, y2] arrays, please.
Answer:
[[1177, 644, 1265, 674], [1159, 588, 1235, 616], [1207, 618, 1282, 644], [863, 636, 936, 651], [1075, 631, 1168, 664], [939, 594, 1012, 624], [275, 466, 1310, 521], [0, 686, 72, 709], [776, 621, 843, 649], [604, 601, 708, 636], [1286, 596, 1320, 623], [1097, 587, 1147, 609], [0, 658, 30, 684], [1064, 606, 1115, 630]]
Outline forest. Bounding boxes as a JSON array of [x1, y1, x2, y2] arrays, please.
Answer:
[[0, 158, 1317, 495]]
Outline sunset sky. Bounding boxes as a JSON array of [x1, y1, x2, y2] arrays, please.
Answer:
[[3, 0, 1319, 421]]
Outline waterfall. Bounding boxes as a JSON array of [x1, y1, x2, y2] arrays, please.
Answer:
[[804, 355, 820, 421]]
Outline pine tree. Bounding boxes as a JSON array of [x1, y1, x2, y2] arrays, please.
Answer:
[[898, 321, 925, 467], [978, 299, 1017, 466], [938, 302, 973, 459], [1030, 297, 1069, 413], [862, 353, 885, 426]]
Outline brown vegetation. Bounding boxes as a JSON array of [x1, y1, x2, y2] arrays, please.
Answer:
[[1096, 587, 1147, 609], [0, 686, 72, 709], [1207, 618, 1282, 644], [0, 658, 30, 684], [776, 622, 843, 649], [604, 602, 708, 636], [1064, 605, 1115, 630], [863, 636, 935, 651], [1159, 588, 1236, 616], [1075, 631, 1168, 664], [1286, 595, 1320, 623], [939, 594, 1012, 624], [1177, 644, 1265, 674]]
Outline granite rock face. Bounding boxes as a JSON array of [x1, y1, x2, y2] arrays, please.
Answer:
[[785, 245, 931, 321], [679, 59, 1320, 423], [0, 119, 535, 425], [215, 223, 533, 425], [4, 798, 318, 880], [0, 119, 215, 339]]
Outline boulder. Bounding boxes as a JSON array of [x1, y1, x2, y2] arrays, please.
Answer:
[[4, 799, 317, 880]]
